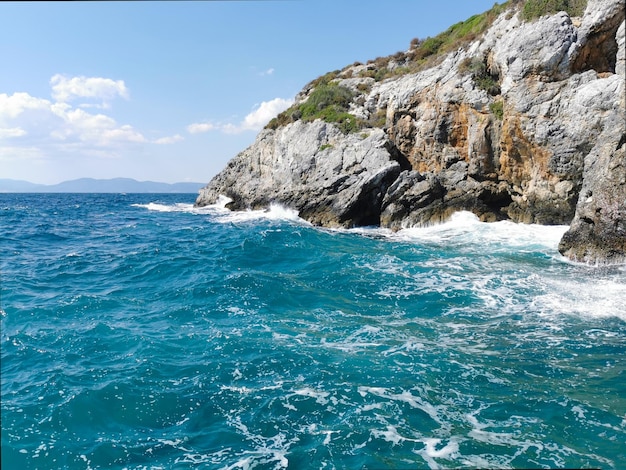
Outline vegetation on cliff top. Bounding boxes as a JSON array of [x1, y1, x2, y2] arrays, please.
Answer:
[[358, 0, 587, 82], [354, 1, 513, 83], [266, 0, 588, 133], [521, 0, 587, 21]]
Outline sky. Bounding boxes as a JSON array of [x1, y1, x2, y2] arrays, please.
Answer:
[[1, 0, 498, 185]]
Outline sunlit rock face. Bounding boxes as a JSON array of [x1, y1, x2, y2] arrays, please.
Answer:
[[197, 0, 626, 264]]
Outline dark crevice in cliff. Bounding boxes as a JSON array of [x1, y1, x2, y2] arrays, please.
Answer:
[[384, 140, 413, 172], [478, 186, 514, 218], [571, 8, 624, 74], [341, 165, 402, 228], [485, 117, 503, 178]]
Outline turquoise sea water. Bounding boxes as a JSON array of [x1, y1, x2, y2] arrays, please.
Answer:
[[1, 193, 625, 469]]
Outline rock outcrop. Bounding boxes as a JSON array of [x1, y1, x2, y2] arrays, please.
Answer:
[[197, 0, 626, 264], [201, 121, 404, 227]]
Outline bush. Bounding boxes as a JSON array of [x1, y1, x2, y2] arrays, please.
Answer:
[[266, 83, 363, 134], [490, 101, 504, 120], [356, 82, 372, 93], [337, 113, 360, 134], [521, 0, 587, 21], [299, 83, 354, 120], [476, 75, 501, 95], [266, 111, 292, 130], [305, 70, 341, 90], [461, 56, 501, 95], [382, 1, 511, 79]]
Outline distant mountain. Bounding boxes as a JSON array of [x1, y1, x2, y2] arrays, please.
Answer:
[[0, 178, 205, 193]]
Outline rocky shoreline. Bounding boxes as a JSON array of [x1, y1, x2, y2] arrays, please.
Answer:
[[197, 0, 625, 264]]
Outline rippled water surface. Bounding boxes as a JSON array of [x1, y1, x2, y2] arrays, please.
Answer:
[[2, 193, 625, 469]]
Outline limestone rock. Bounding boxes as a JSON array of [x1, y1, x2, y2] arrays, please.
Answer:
[[380, 171, 445, 229], [558, 106, 626, 264], [196, 121, 401, 228], [197, 0, 626, 264]]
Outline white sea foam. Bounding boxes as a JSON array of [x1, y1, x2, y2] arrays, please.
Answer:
[[370, 425, 419, 446], [213, 203, 306, 225], [358, 386, 441, 423], [532, 274, 626, 321], [219, 416, 293, 469], [132, 202, 196, 213], [414, 437, 461, 469], [290, 387, 330, 405], [322, 430, 336, 446], [131, 194, 229, 215], [344, 211, 568, 255], [321, 325, 385, 353], [133, 197, 309, 226], [353, 211, 626, 322], [421, 437, 459, 459], [394, 211, 568, 251], [210, 194, 235, 210], [137, 203, 571, 255]]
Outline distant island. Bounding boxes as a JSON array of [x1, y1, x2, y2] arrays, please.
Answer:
[[0, 178, 205, 194]]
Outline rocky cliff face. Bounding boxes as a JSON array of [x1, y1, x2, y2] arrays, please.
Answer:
[[197, 0, 626, 264]]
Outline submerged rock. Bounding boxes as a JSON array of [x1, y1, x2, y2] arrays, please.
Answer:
[[197, 0, 626, 264]]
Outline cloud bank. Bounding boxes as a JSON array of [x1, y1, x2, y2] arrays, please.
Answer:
[[0, 75, 180, 156], [50, 75, 130, 109]]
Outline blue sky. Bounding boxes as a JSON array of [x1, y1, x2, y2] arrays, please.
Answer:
[[1, 0, 498, 185]]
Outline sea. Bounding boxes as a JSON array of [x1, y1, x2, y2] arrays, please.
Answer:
[[1, 192, 625, 470]]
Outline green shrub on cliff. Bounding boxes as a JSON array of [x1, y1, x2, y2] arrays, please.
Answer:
[[366, 2, 510, 81], [266, 83, 363, 133], [306, 70, 341, 90], [460, 57, 501, 95], [521, 0, 587, 21], [489, 101, 504, 120], [415, 4, 509, 58], [299, 83, 354, 120]]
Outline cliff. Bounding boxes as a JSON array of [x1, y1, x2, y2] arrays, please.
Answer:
[[197, 0, 626, 264]]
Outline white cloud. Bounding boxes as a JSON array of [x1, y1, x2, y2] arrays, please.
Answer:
[[0, 92, 52, 120], [187, 122, 217, 134], [241, 97, 293, 131], [187, 97, 293, 135], [1, 84, 149, 152], [47, 107, 146, 146], [0, 127, 27, 139], [50, 74, 130, 104], [100, 125, 147, 145], [154, 134, 184, 144], [260, 68, 275, 76], [64, 107, 117, 130], [1, 74, 196, 183]]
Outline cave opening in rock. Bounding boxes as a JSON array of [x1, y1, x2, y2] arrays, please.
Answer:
[[571, 12, 623, 74]]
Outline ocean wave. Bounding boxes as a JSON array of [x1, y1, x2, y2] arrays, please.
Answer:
[[344, 211, 569, 253], [135, 203, 568, 257], [133, 197, 307, 225], [212, 204, 305, 225]]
